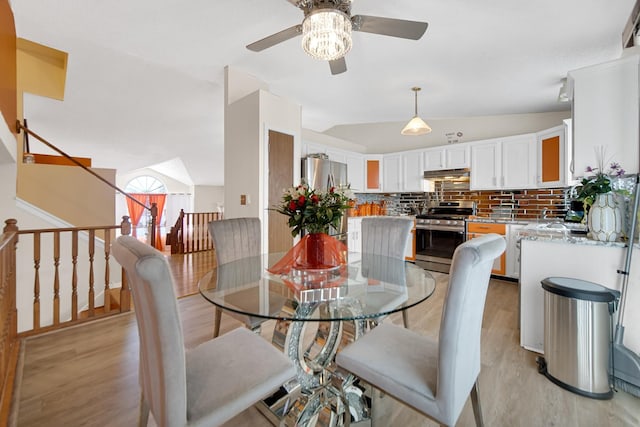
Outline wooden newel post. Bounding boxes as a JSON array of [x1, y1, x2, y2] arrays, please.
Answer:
[[120, 216, 131, 236], [150, 203, 158, 248], [3, 218, 18, 234]]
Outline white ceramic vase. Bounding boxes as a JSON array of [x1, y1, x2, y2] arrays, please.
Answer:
[[588, 193, 622, 242]]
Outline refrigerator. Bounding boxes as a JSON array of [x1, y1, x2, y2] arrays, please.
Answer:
[[301, 156, 349, 240]]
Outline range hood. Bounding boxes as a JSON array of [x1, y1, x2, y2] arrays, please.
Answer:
[[423, 168, 470, 180]]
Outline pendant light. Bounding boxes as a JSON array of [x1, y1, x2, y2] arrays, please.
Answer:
[[401, 87, 432, 136]]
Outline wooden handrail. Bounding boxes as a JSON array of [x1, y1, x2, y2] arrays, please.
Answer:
[[167, 210, 222, 254], [8, 217, 134, 337], [0, 220, 19, 426], [16, 120, 158, 246]]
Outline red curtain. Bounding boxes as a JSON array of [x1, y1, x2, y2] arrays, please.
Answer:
[[148, 193, 167, 249], [126, 193, 148, 237]]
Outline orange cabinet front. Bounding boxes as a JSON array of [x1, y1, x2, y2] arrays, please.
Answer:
[[466, 222, 506, 276]]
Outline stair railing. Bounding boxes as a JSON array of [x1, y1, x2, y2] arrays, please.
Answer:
[[6, 217, 133, 337], [16, 120, 158, 247], [167, 209, 223, 254]]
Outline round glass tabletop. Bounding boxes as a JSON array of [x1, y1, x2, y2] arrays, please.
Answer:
[[198, 252, 436, 322]]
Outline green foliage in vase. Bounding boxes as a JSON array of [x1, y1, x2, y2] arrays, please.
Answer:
[[273, 182, 353, 237], [576, 147, 625, 208]]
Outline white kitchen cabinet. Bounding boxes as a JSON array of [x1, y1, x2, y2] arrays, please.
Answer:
[[445, 144, 470, 169], [402, 150, 425, 192], [520, 239, 640, 355], [536, 124, 569, 188], [347, 217, 363, 252], [506, 224, 525, 278], [423, 144, 470, 171], [470, 135, 536, 190], [470, 141, 501, 190], [345, 153, 364, 191], [502, 134, 536, 189], [382, 154, 402, 192], [568, 54, 639, 178], [423, 148, 445, 170]]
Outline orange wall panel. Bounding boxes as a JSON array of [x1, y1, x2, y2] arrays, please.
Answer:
[[0, 0, 17, 134]]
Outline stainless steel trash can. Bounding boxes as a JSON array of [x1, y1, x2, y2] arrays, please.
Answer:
[[537, 277, 619, 400]]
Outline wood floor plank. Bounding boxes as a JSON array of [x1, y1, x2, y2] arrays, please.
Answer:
[[15, 258, 640, 426]]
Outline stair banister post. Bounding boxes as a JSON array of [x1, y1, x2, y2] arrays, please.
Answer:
[[150, 203, 158, 248], [3, 219, 18, 234], [120, 216, 131, 236]]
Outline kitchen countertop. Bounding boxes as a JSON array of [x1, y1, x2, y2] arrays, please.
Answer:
[[465, 217, 534, 225]]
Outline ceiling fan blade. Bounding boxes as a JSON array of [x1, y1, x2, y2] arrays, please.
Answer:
[[246, 25, 302, 52], [352, 15, 428, 40], [329, 57, 347, 75]]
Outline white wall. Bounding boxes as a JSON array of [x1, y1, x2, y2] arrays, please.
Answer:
[[224, 67, 302, 251], [224, 91, 261, 219], [193, 185, 224, 213]]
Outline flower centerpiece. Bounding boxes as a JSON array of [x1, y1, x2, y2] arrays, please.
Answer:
[[576, 147, 625, 241], [274, 182, 353, 237], [270, 182, 352, 272]]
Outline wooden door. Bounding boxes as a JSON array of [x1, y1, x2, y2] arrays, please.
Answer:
[[268, 130, 294, 253]]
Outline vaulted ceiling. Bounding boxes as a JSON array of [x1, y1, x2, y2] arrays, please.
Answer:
[[11, 0, 635, 185]]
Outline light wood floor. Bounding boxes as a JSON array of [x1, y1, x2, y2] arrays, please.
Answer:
[[14, 251, 640, 426]]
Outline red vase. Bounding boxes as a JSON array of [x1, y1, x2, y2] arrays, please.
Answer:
[[305, 233, 326, 268]]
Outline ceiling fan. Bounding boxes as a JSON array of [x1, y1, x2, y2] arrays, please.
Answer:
[[246, 0, 429, 75]]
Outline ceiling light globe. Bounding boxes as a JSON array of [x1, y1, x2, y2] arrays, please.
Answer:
[[302, 9, 352, 61]]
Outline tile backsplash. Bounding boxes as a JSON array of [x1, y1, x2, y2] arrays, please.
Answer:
[[354, 187, 569, 220]]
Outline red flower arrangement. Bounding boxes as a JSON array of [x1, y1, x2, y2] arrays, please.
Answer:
[[273, 182, 352, 237]]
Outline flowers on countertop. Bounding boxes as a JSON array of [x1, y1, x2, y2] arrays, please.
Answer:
[[273, 182, 353, 237], [576, 147, 626, 208]]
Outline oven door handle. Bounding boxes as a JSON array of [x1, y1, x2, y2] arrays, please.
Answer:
[[416, 225, 465, 233]]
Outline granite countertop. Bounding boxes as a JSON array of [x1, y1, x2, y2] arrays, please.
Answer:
[[517, 224, 640, 249], [465, 217, 532, 225]]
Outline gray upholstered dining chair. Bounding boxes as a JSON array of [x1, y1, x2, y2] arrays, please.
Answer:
[[208, 217, 265, 337], [360, 216, 414, 327], [336, 233, 506, 427], [112, 235, 295, 427]]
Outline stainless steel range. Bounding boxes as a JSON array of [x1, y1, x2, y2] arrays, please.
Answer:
[[415, 200, 476, 273]]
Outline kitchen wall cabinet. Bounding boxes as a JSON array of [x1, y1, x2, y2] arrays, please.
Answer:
[[470, 134, 536, 190], [423, 144, 470, 171], [568, 54, 639, 178], [345, 153, 364, 191], [364, 156, 383, 192], [382, 154, 402, 192], [382, 150, 425, 192], [470, 141, 500, 190], [402, 151, 425, 192], [536, 124, 569, 188]]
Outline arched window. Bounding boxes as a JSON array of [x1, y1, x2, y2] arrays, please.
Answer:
[[124, 176, 167, 249], [125, 176, 167, 194]]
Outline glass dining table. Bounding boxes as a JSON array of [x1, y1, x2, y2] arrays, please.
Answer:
[[198, 252, 436, 426]]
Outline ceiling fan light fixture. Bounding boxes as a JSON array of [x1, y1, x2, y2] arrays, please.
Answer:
[[301, 9, 352, 61], [401, 87, 432, 136]]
